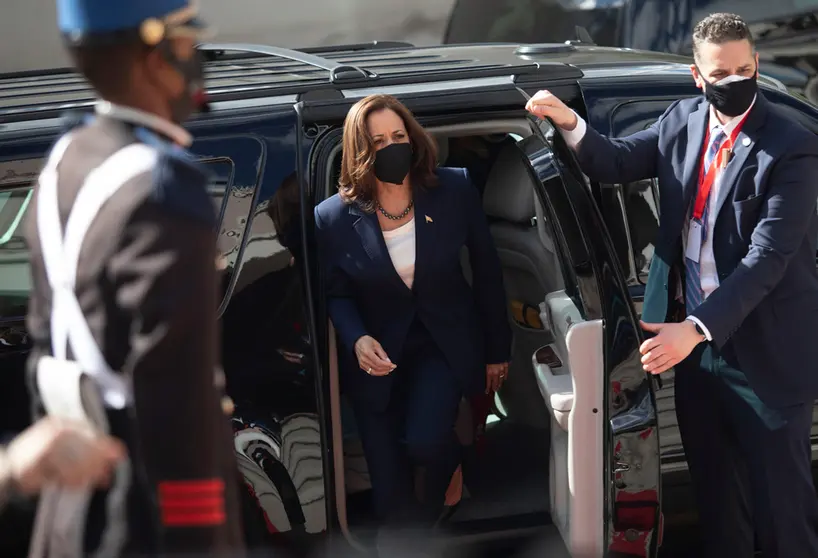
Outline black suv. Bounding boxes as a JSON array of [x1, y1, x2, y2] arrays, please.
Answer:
[[0, 41, 816, 557]]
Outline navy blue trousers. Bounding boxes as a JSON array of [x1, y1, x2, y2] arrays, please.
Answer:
[[675, 343, 818, 557], [351, 320, 463, 527]]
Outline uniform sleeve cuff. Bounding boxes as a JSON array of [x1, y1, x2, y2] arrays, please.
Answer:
[[558, 111, 588, 150], [685, 316, 712, 342]]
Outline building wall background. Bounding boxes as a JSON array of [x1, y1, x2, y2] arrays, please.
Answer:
[[0, 0, 455, 72]]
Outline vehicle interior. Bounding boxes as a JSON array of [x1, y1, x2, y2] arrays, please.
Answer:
[[319, 115, 604, 555]]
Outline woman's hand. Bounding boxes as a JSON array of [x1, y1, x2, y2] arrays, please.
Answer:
[[486, 363, 509, 394], [354, 335, 396, 376]]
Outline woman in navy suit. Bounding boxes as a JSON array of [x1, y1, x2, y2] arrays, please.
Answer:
[[314, 94, 512, 532]]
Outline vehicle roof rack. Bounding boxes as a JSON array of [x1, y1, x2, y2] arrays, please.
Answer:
[[197, 43, 376, 82], [0, 42, 583, 124], [297, 41, 414, 54]]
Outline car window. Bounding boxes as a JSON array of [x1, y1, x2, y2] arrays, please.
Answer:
[[598, 179, 659, 288], [536, 120, 602, 318], [599, 99, 675, 288], [0, 158, 234, 321], [621, 179, 660, 285]]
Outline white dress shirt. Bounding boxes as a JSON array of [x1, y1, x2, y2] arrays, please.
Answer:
[[557, 96, 757, 341], [383, 217, 416, 289]]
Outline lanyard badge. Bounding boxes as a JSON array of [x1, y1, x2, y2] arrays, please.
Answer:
[[686, 114, 750, 263]]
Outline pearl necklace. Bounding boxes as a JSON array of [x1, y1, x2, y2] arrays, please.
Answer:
[[376, 198, 414, 221]]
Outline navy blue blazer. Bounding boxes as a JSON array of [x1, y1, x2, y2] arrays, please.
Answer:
[[314, 167, 512, 407], [577, 93, 818, 407]]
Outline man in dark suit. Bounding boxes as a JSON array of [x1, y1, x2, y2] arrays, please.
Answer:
[[526, 12, 818, 557]]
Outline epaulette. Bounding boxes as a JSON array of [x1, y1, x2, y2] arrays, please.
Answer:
[[133, 127, 217, 228]]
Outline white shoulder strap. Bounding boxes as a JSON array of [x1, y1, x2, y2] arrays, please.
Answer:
[[37, 141, 159, 409], [36, 134, 75, 290]]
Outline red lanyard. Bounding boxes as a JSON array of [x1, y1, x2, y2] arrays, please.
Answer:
[[692, 113, 750, 220]]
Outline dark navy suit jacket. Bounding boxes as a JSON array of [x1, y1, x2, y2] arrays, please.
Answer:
[[314, 167, 512, 408], [577, 93, 818, 407]]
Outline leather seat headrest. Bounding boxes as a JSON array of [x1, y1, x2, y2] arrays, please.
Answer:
[[483, 143, 537, 224]]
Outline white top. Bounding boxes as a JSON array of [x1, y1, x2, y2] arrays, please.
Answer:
[[382, 217, 416, 289], [556, 93, 757, 342]]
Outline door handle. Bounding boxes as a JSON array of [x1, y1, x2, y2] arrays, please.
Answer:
[[613, 461, 630, 473]]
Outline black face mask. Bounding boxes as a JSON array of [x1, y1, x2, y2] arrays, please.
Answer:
[[160, 43, 209, 124], [373, 143, 412, 185], [702, 73, 758, 117]]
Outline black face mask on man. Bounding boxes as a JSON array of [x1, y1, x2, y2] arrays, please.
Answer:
[[159, 42, 209, 123], [701, 73, 758, 117], [373, 142, 412, 185]]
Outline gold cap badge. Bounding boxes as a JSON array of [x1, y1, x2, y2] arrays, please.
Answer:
[[140, 18, 166, 46]]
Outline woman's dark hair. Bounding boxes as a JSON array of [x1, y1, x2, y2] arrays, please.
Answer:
[[338, 94, 438, 212]]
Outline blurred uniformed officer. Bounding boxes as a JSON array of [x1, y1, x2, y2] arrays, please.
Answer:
[[23, 0, 245, 555]]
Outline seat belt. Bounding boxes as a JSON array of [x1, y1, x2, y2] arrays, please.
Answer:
[[28, 137, 158, 558]]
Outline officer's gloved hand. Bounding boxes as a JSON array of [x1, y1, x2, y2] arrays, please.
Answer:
[[2, 417, 126, 494]]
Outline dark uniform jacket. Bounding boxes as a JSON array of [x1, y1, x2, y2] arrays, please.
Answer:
[[23, 108, 244, 556]]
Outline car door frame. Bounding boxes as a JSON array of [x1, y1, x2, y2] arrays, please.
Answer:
[[517, 87, 664, 557]]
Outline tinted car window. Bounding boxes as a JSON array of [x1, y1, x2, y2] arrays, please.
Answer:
[[0, 158, 42, 320], [598, 101, 671, 287], [0, 158, 234, 320], [598, 180, 660, 287], [622, 179, 659, 285]]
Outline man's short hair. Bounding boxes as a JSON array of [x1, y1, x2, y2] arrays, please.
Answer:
[[68, 40, 148, 99], [693, 13, 755, 59]]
